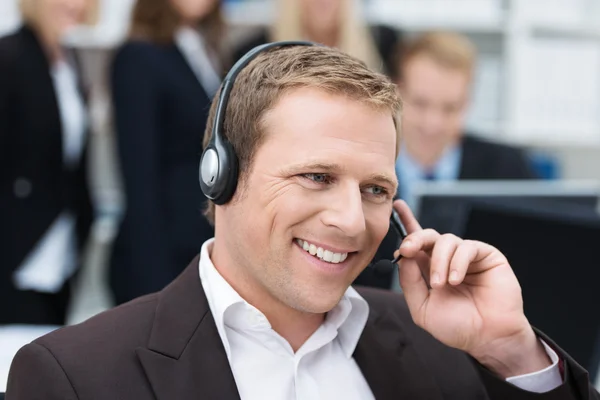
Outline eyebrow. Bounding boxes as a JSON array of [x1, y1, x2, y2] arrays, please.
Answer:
[[281, 162, 399, 191]]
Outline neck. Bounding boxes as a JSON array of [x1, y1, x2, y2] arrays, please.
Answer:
[[303, 24, 339, 48], [210, 239, 324, 352], [35, 24, 64, 64], [404, 137, 459, 170]]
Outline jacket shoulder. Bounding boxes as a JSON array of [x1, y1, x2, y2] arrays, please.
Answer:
[[462, 135, 524, 158], [34, 293, 159, 361], [111, 40, 168, 72], [0, 29, 22, 70]]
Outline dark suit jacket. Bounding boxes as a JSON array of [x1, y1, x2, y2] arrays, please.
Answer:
[[357, 134, 538, 289], [459, 135, 537, 180], [6, 255, 598, 399], [109, 41, 215, 305], [232, 25, 401, 79], [0, 25, 93, 323]]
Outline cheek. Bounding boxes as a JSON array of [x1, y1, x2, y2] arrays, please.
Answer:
[[366, 206, 393, 243]]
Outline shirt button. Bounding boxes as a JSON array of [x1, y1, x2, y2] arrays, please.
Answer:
[[14, 178, 32, 198]]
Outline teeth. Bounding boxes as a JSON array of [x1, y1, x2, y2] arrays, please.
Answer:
[[296, 240, 349, 264]]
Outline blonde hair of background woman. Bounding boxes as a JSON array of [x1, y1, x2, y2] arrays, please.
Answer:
[[19, 0, 99, 27], [272, 0, 383, 72]]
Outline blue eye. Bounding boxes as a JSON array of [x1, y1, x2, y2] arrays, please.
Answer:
[[303, 173, 331, 184], [365, 186, 388, 197]]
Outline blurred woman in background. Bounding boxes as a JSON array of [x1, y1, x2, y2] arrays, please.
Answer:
[[233, 0, 401, 78], [110, 0, 224, 305], [0, 0, 96, 324]]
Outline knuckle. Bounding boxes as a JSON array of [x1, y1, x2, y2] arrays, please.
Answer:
[[423, 228, 440, 237], [441, 233, 460, 242]]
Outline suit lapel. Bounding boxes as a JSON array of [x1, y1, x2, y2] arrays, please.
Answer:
[[137, 256, 241, 400], [353, 302, 444, 400]]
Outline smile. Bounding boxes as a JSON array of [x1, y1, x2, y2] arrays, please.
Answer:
[[295, 239, 349, 264]]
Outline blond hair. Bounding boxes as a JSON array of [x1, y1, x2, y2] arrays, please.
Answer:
[[202, 45, 401, 224], [19, 0, 99, 27], [271, 0, 383, 73], [400, 31, 476, 77]]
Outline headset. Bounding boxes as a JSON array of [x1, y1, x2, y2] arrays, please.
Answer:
[[199, 41, 317, 205], [199, 41, 407, 267]]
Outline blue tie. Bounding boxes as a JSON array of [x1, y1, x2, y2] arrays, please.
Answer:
[[424, 171, 436, 181]]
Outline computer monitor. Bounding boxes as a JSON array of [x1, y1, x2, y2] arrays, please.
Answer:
[[461, 200, 600, 378], [413, 180, 600, 234]]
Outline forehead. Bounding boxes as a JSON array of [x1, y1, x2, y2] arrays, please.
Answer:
[[403, 55, 470, 98], [256, 87, 397, 179]]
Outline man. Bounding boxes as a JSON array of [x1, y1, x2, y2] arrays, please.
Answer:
[[359, 31, 538, 289], [396, 31, 536, 207], [6, 44, 598, 399]]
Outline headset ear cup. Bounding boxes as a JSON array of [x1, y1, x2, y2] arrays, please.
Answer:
[[211, 140, 239, 205]]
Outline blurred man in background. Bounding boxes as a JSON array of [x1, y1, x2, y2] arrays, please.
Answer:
[[395, 31, 537, 208], [358, 32, 538, 290]]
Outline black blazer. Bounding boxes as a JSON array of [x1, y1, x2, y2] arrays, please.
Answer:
[[232, 25, 401, 79], [0, 26, 93, 319], [109, 41, 215, 305], [357, 135, 538, 289], [6, 255, 599, 399]]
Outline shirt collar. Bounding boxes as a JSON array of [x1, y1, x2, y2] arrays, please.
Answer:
[[198, 238, 370, 359], [395, 143, 463, 207], [397, 142, 462, 179]]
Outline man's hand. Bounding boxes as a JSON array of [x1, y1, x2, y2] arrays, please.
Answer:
[[394, 199, 552, 378]]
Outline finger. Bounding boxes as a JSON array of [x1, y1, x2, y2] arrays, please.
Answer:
[[398, 257, 430, 326], [429, 234, 462, 288], [399, 228, 440, 258], [448, 240, 479, 285], [393, 199, 422, 234], [415, 251, 432, 288], [397, 248, 432, 286]]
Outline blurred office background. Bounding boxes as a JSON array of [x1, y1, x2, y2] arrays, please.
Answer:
[[2, 0, 600, 392]]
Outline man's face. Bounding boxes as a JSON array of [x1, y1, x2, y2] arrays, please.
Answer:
[[400, 55, 471, 165], [221, 88, 397, 313]]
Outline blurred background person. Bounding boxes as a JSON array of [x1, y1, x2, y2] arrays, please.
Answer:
[[232, 0, 401, 78], [395, 31, 538, 208], [109, 0, 224, 305], [358, 31, 539, 290], [0, 0, 96, 325]]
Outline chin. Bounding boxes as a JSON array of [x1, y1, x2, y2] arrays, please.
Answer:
[[287, 284, 348, 314]]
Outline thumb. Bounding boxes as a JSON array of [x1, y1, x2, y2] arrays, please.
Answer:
[[398, 258, 430, 326]]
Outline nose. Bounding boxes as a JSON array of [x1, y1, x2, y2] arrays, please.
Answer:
[[320, 183, 366, 237]]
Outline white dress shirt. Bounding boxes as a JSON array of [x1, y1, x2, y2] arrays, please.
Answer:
[[198, 239, 563, 399], [13, 58, 87, 294]]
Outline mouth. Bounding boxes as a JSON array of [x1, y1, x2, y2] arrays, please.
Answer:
[[294, 238, 358, 274], [295, 238, 350, 263]]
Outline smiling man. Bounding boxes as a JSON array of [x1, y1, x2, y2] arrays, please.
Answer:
[[6, 44, 599, 400]]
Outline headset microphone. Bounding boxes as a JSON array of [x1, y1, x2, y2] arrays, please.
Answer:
[[369, 208, 408, 276]]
